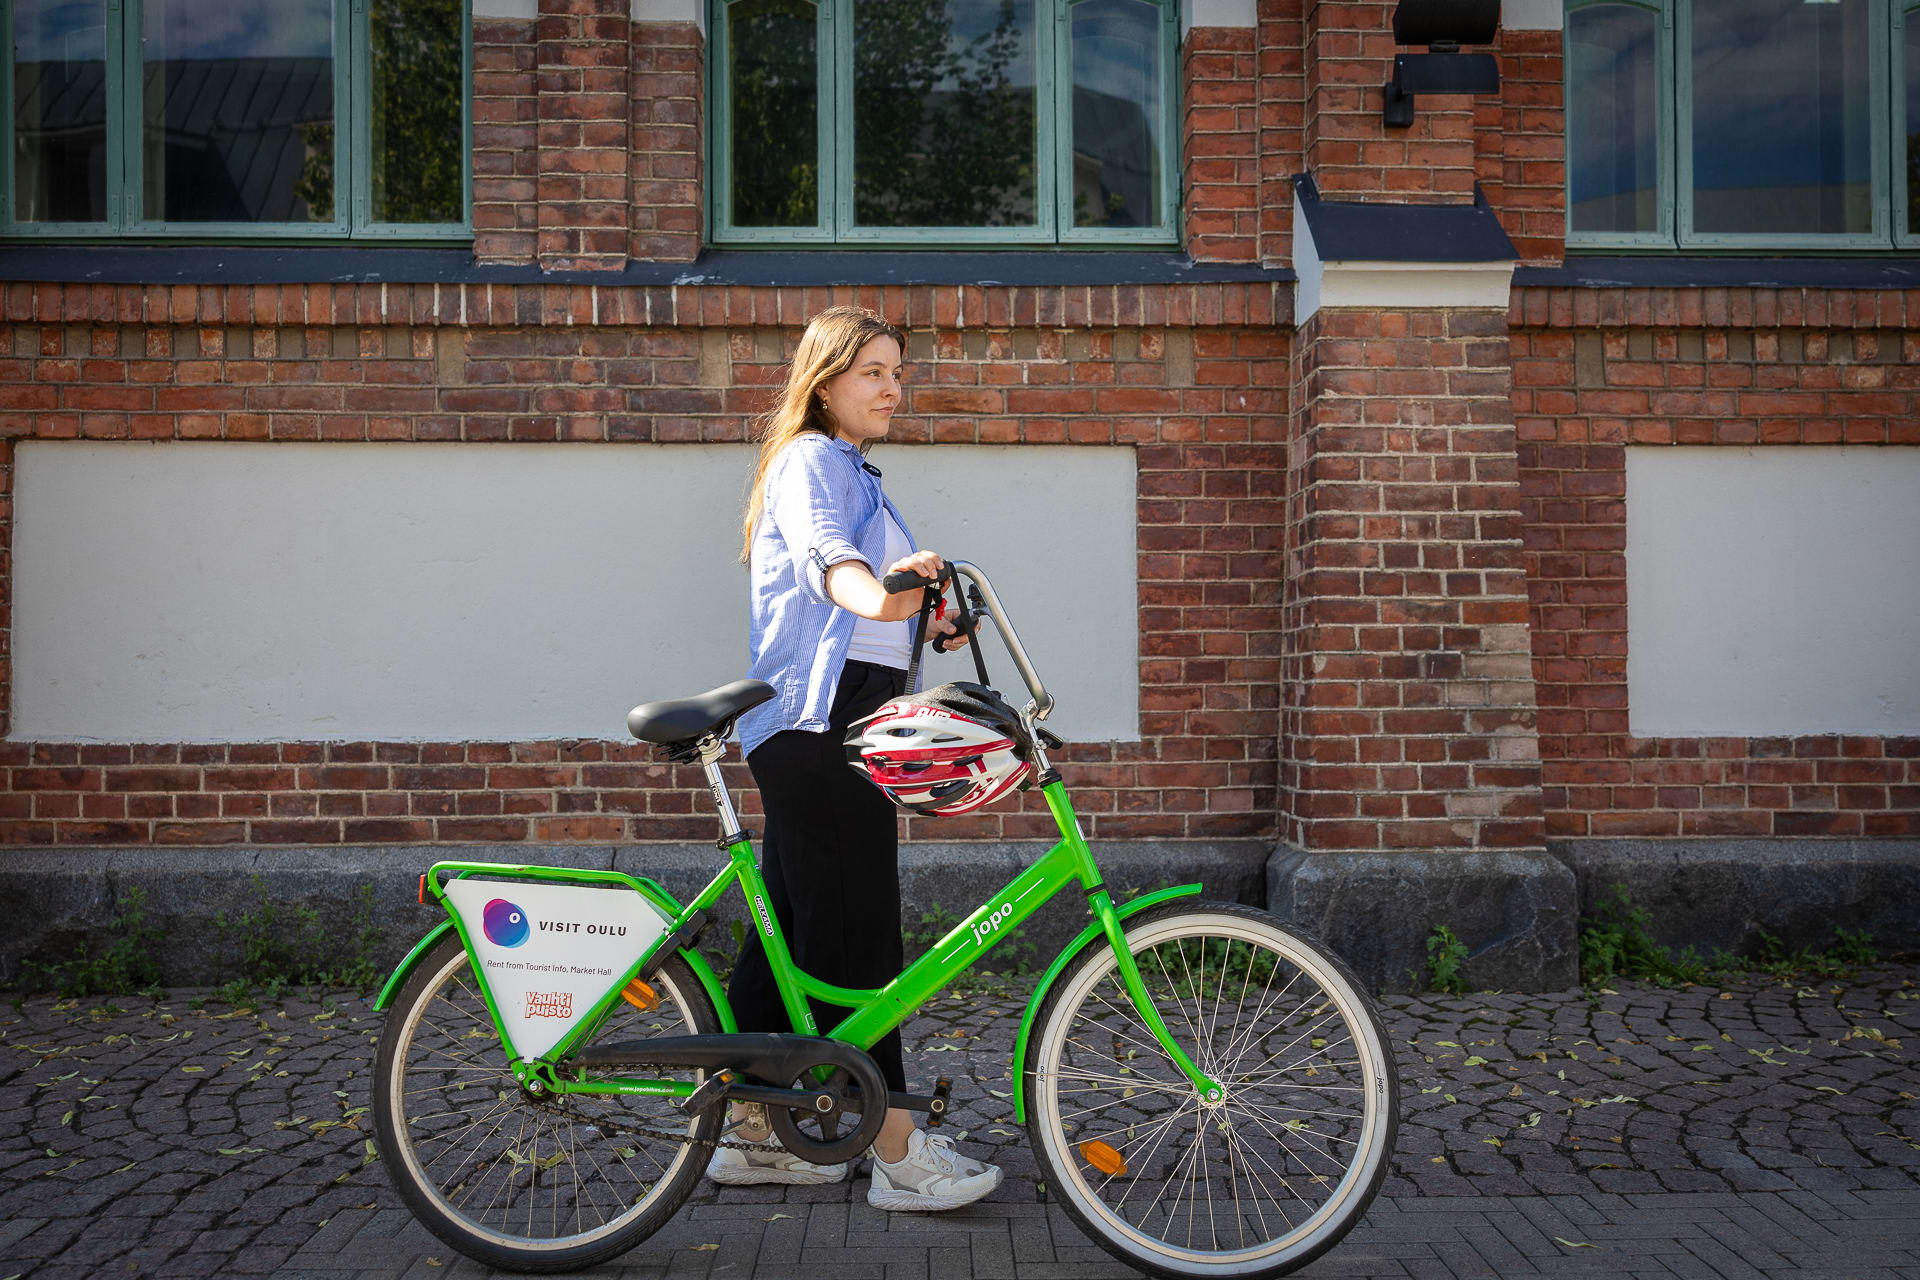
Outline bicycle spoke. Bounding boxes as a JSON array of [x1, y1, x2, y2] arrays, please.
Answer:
[[378, 941, 716, 1264], [1032, 909, 1396, 1275]]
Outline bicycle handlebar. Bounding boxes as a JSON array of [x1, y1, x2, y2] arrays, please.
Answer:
[[878, 560, 1053, 722], [881, 566, 951, 594]]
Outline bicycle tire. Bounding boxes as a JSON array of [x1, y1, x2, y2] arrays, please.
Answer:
[[373, 934, 722, 1273], [1023, 902, 1399, 1279]]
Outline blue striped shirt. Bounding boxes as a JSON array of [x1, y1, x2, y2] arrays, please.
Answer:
[[739, 433, 917, 757]]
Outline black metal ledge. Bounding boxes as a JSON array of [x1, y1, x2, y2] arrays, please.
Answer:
[[0, 245, 1294, 287], [1292, 173, 1518, 264], [1515, 257, 1920, 289]]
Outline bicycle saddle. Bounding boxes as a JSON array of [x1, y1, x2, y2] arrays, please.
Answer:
[[627, 679, 775, 746]]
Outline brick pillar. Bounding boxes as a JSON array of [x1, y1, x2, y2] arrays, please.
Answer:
[[1281, 306, 1545, 856], [536, 0, 631, 271], [1268, 303, 1570, 991], [1183, 27, 1259, 262], [1302, 0, 1476, 204], [1256, 0, 1304, 265], [629, 21, 704, 263], [473, 18, 539, 264]]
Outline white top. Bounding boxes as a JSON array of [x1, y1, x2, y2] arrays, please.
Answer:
[[845, 509, 914, 670]]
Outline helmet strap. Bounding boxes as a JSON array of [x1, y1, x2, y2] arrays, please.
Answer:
[[951, 583, 993, 687], [903, 583, 936, 694]]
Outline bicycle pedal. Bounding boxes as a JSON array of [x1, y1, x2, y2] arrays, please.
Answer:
[[679, 1068, 736, 1115], [928, 1077, 953, 1126]]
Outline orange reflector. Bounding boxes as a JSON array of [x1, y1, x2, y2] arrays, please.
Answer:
[[1080, 1140, 1127, 1177], [418, 874, 428, 905], [621, 978, 660, 1011]]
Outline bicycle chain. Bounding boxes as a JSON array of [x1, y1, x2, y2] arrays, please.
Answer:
[[525, 1070, 827, 1155]]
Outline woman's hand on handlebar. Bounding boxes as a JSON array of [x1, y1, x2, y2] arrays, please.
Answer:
[[824, 550, 945, 623]]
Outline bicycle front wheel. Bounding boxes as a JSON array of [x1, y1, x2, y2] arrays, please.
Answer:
[[1024, 903, 1398, 1280], [373, 934, 721, 1273]]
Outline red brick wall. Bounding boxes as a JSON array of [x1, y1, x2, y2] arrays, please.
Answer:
[[473, 18, 539, 264], [1511, 286, 1920, 840], [536, 0, 631, 270], [0, 281, 1289, 846], [1183, 27, 1260, 263], [629, 22, 704, 264], [1280, 307, 1545, 854], [1302, 0, 1477, 204], [1489, 29, 1563, 265], [473, 13, 703, 267], [1256, 0, 1305, 265]]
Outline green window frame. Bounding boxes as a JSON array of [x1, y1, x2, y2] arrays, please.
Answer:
[[708, 0, 1180, 247], [2, 0, 472, 241], [1567, 0, 1900, 251]]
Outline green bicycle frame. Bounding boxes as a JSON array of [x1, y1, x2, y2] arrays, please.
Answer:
[[418, 778, 1224, 1105]]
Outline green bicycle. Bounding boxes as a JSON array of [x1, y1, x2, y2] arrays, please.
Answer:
[[371, 560, 1399, 1277]]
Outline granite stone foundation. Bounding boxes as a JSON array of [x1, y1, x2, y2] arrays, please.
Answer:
[[1266, 846, 1580, 992]]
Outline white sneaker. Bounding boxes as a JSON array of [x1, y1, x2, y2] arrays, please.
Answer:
[[706, 1141, 849, 1186], [867, 1130, 1003, 1211], [705, 1106, 848, 1185]]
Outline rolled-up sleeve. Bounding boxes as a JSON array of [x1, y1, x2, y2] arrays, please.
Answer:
[[765, 439, 867, 604]]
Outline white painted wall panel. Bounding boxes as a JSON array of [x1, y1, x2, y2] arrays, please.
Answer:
[[1626, 446, 1920, 736], [12, 442, 1137, 743]]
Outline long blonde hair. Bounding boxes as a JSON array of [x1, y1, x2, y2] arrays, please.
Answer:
[[740, 305, 906, 563]]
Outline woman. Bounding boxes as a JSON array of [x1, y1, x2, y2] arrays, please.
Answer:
[[712, 306, 1004, 1212]]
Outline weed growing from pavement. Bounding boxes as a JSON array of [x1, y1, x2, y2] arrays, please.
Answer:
[[1420, 924, 1471, 994], [204, 879, 383, 1006], [12, 888, 164, 1000], [1579, 882, 1883, 987]]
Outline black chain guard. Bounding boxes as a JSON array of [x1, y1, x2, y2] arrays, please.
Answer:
[[766, 1057, 888, 1164]]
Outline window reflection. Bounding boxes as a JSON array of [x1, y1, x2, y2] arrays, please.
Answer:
[[1907, 17, 1920, 235], [370, 0, 462, 224], [1567, 3, 1657, 235], [12, 0, 108, 223], [728, 0, 818, 227], [1691, 0, 1872, 235], [141, 0, 336, 223], [1070, 0, 1161, 229], [853, 0, 1037, 228]]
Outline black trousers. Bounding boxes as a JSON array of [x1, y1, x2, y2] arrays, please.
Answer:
[[729, 659, 909, 1092]]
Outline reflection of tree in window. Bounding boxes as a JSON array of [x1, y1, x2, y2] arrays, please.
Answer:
[[728, 0, 818, 227], [853, 0, 1037, 228], [366, 0, 463, 223]]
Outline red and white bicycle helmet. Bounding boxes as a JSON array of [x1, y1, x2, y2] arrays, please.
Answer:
[[845, 682, 1035, 816]]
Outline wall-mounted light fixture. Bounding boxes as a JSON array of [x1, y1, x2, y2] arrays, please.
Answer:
[[1383, 0, 1501, 128]]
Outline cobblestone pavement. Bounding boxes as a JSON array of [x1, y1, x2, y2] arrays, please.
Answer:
[[2, 965, 1916, 1278]]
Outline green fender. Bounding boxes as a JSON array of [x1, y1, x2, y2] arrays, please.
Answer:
[[372, 916, 736, 1033], [1010, 883, 1202, 1123], [374, 919, 456, 1011]]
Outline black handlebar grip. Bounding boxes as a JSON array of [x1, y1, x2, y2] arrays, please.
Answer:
[[882, 565, 952, 594]]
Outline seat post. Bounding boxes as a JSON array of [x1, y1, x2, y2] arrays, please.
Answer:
[[695, 735, 745, 844]]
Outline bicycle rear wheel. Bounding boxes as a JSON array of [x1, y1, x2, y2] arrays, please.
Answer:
[[1023, 903, 1398, 1279], [373, 934, 721, 1272]]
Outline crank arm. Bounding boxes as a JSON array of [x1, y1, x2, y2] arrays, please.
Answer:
[[886, 1077, 954, 1125], [676, 1068, 837, 1117]]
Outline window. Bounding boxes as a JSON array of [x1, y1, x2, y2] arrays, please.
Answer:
[[5, 0, 469, 238], [711, 0, 1178, 245], [1567, 0, 1905, 250]]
